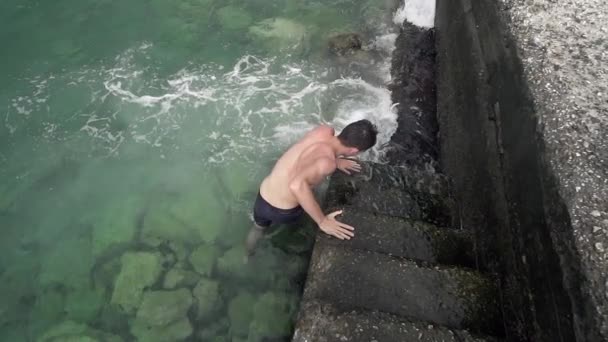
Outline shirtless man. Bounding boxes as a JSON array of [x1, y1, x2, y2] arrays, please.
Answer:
[[246, 119, 378, 255]]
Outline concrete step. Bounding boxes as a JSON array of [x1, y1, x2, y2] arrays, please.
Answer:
[[318, 206, 476, 267], [303, 244, 502, 335], [325, 162, 456, 226], [293, 300, 498, 342]]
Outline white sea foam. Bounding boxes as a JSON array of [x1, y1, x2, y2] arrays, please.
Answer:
[[5, 4, 408, 164], [394, 0, 436, 28]]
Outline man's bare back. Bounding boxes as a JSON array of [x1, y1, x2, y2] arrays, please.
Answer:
[[246, 120, 377, 254], [260, 125, 336, 210]]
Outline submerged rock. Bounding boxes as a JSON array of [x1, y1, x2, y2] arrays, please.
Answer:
[[192, 278, 222, 321], [217, 6, 253, 31], [216, 246, 248, 278], [133, 289, 193, 326], [163, 267, 200, 289], [36, 320, 123, 342], [110, 251, 162, 314], [91, 198, 141, 258], [133, 316, 192, 342], [227, 292, 256, 337], [28, 287, 65, 339], [248, 292, 295, 340], [130, 289, 194, 342], [189, 244, 221, 276], [169, 190, 224, 243], [64, 287, 104, 323], [141, 189, 224, 247], [218, 161, 259, 200], [196, 318, 229, 341], [248, 18, 309, 55], [140, 205, 196, 247], [39, 235, 93, 290]]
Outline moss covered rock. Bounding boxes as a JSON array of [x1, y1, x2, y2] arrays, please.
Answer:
[[110, 251, 162, 314], [163, 267, 201, 289], [227, 291, 256, 337], [36, 321, 123, 342], [192, 278, 222, 321], [189, 244, 221, 276], [130, 289, 194, 341], [248, 292, 295, 340], [134, 289, 193, 326], [216, 246, 248, 278], [131, 316, 192, 342]]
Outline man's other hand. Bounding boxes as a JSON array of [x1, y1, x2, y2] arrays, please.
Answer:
[[319, 210, 355, 240], [336, 158, 362, 175]]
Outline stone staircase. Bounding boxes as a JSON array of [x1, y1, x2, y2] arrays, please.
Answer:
[[292, 162, 504, 341]]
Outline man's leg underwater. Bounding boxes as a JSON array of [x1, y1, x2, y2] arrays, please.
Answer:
[[245, 222, 267, 257]]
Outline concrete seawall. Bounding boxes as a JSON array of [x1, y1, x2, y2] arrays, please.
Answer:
[[292, 14, 505, 342], [292, 0, 606, 341], [436, 0, 607, 340]]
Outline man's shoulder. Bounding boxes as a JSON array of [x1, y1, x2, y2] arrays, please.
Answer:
[[310, 125, 335, 136]]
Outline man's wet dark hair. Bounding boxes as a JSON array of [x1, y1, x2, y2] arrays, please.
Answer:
[[337, 119, 378, 151]]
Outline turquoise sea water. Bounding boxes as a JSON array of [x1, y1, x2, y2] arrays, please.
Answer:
[[0, 0, 402, 340]]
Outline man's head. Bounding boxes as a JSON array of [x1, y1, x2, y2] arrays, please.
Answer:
[[337, 119, 378, 155]]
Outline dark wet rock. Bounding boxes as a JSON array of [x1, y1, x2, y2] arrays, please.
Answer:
[[294, 301, 497, 342], [328, 161, 451, 198], [386, 22, 438, 169], [327, 33, 363, 57], [318, 206, 475, 267], [325, 163, 455, 227]]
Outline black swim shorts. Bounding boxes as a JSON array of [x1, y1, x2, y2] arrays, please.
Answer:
[[253, 192, 304, 228]]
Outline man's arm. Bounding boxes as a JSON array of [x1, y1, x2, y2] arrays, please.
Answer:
[[289, 157, 355, 240]]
